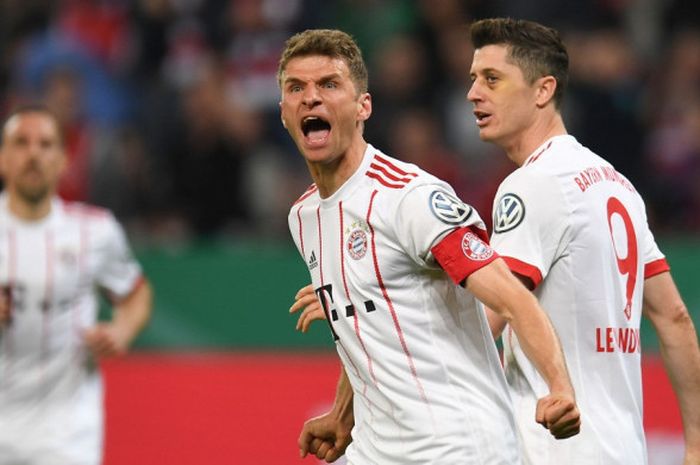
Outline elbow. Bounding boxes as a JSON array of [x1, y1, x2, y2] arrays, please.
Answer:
[[647, 300, 698, 340]]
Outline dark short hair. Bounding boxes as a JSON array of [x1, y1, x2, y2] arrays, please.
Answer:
[[470, 18, 569, 108], [1, 104, 64, 146], [278, 29, 368, 94]]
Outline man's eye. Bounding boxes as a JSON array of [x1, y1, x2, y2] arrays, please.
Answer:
[[289, 85, 302, 92], [323, 81, 336, 89], [486, 76, 498, 84]]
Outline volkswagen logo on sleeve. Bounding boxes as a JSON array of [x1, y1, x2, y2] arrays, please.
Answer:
[[429, 190, 472, 225], [493, 193, 525, 233]]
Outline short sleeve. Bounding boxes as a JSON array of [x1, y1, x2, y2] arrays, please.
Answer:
[[637, 199, 669, 278], [490, 172, 568, 287], [95, 214, 144, 299], [394, 182, 490, 268]]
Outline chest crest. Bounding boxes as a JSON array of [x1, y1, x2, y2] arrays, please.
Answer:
[[345, 220, 369, 260]]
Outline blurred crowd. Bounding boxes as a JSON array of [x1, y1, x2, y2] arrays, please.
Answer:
[[0, 0, 698, 243]]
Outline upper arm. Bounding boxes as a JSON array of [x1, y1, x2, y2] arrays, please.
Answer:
[[395, 182, 487, 267], [96, 215, 144, 299]]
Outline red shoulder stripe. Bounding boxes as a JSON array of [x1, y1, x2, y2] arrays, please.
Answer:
[[368, 162, 414, 183], [374, 154, 418, 177], [525, 141, 553, 166], [365, 154, 418, 189], [365, 171, 406, 189]]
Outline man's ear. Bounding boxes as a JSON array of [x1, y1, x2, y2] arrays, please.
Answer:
[[535, 76, 557, 108], [357, 93, 372, 122], [279, 101, 288, 129]]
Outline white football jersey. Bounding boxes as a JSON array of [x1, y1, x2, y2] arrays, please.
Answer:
[[490, 135, 668, 465], [288, 144, 520, 465], [0, 193, 143, 465]]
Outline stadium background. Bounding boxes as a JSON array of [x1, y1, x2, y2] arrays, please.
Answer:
[[0, 0, 698, 464]]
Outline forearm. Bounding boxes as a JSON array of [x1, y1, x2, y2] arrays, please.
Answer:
[[652, 309, 700, 450], [467, 260, 572, 395], [331, 366, 355, 428], [644, 272, 700, 454], [113, 280, 153, 346], [505, 292, 572, 394], [660, 337, 700, 452]]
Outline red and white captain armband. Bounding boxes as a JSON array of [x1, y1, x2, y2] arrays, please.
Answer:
[[431, 226, 499, 285]]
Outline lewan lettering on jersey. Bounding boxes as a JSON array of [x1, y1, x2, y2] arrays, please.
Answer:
[[573, 165, 636, 194], [595, 327, 641, 353]]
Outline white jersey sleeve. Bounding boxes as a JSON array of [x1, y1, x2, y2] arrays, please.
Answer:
[[636, 196, 669, 277], [93, 213, 143, 299], [395, 182, 499, 286], [490, 170, 568, 286], [395, 183, 483, 267]]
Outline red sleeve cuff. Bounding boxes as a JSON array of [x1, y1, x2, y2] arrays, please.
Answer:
[[645, 258, 670, 279], [501, 256, 543, 288], [432, 227, 499, 285]]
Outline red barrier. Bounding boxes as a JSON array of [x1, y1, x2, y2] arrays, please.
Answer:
[[102, 353, 684, 465]]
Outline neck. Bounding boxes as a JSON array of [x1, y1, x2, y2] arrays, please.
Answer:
[[308, 139, 368, 198], [504, 113, 567, 167], [7, 192, 53, 221]]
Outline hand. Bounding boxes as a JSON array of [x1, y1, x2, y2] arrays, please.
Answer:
[[535, 393, 581, 439], [290, 284, 326, 333], [83, 323, 131, 358], [298, 412, 352, 462]]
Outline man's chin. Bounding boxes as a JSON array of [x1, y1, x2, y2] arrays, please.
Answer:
[[17, 185, 50, 204]]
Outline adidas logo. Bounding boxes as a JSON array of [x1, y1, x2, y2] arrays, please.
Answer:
[[308, 251, 318, 270]]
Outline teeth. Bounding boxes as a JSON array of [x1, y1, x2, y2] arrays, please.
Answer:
[[303, 116, 319, 123]]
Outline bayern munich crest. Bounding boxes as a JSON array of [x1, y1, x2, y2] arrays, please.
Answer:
[[347, 228, 368, 260], [461, 232, 494, 261]]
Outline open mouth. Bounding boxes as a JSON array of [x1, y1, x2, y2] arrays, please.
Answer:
[[301, 116, 331, 144], [474, 110, 492, 127]]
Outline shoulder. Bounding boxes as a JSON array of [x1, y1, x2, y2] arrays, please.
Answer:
[[59, 199, 114, 223], [364, 151, 422, 190], [363, 150, 449, 204], [58, 199, 127, 239], [499, 165, 559, 197], [292, 183, 319, 206]]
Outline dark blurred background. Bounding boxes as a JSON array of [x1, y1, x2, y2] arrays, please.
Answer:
[[1, 0, 699, 242], [0, 1, 698, 464]]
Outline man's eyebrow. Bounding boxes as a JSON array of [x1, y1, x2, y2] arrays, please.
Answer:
[[472, 67, 500, 75], [283, 72, 343, 85]]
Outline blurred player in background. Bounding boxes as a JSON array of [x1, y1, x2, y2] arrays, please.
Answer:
[[280, 28, 579, 464], [467, 17, 700, 465], [0, 105, 152, 465]]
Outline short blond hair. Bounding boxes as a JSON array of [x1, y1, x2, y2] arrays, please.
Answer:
[[278, 29, 368, 94]]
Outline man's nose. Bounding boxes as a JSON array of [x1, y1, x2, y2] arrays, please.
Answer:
[[466, 81, 481, 103], [302, 86, 321, 107]]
